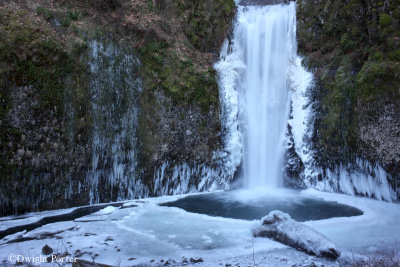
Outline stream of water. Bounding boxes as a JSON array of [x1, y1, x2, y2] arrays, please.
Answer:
[[221, 3, 297, 188]]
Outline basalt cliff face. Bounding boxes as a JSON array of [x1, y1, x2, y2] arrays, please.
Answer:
[[0, 0, 235, 215], [295, 0, 400, 198], [2, 0, 399, 216]]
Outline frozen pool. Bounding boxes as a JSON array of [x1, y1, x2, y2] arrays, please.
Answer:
[[161, 189, 363, 221]]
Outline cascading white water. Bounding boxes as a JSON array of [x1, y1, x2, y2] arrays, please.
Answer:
[[216, 2, 397, 201], [226, 3, 296, 188]]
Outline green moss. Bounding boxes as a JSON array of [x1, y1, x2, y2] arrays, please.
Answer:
[[379, 14, 393, 27], [0, 6, 92, 215], [146, 0, 153, 10], [355, 61, 400, 101], [340, 33, 356, 52], [61, 17, 71, 27], [184, 0, 235, 52], [296, 0, 400, 167], [0, 7, 89, 159], [0, 21, 76, 112], [224, 3, 232, 14], [66, 10, 79, 21], [138, 36, 219, 111], [371, 51, 384, 61], [36, 6, 52, 20], [389, 50, 400, 61]]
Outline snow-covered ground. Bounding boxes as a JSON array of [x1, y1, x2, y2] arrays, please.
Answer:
[[0, 190, 399, 266], [303, 189, 400, 252]]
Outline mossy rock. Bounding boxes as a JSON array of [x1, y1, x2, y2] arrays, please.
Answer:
[[296, 0, 400, 168], [355, 61, 400, 101], [340, 33, 357, 52], [379, 14, 392, 27], [184, 0, 235, 52], [0, 9, 89, 114], [36, 6, 52, 20], [0, 7, 90, 210], [138, 35, 219, 111]]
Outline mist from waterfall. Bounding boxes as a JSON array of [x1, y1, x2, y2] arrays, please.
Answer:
[[226, 3, 297, 188]]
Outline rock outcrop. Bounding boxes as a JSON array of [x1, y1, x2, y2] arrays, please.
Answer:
[[295, 0, 400, 197], [0, 0, 236, 215]]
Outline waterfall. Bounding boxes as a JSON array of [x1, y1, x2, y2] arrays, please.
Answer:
[[217, 2, 298, 189], [216, 2, 397, 201]]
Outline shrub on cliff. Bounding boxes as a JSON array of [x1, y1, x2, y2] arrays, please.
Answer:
[[184, 0, 235, 52], [355, 61, 400, 101], [379, 14, 393, 27]]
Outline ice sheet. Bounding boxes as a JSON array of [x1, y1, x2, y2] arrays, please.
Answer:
[[302, 189, 400, 251], [0, 191, 399, 266]]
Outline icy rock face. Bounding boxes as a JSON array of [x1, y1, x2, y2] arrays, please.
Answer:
[[152, 161, 231, 195], [85, 40, 144, 204], [304, 159, 397, 202], [287, 54, 397, 201], [293, 0, 400, 200], [139, 87, 237, 196], [252, 210, 340, 260]]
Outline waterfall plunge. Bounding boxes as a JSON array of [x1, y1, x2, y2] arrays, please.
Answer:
[[217, 2, 311, 190], [236, 3, 296, 188], [216, 2, 397, 201]]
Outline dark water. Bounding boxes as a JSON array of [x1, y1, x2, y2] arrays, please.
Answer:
[[0, 203, 124, 241], [161, 191, 363, 222]]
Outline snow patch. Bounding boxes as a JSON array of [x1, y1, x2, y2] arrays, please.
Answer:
[[92, 206, 120, 216]]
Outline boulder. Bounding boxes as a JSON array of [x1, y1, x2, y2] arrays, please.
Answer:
[[42, 244, 53, 255], [190, 257, 204, 263], [252, 210, 340, 260]]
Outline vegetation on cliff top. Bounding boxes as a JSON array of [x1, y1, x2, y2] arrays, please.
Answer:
[[184, 0, 235, 52]]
